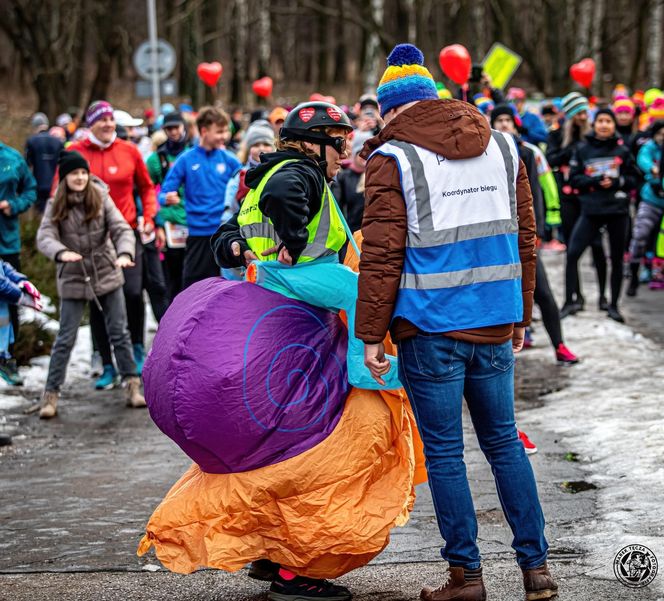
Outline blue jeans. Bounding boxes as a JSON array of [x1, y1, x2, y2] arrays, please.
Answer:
[[398, 334, 548, 570]]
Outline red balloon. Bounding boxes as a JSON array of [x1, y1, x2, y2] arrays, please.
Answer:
[[196, 62, 223, 87], [309, 93, 325, 102], [439, 44, 471, 85], [570, 58, 595, 88], [252, 76, 273, 98]]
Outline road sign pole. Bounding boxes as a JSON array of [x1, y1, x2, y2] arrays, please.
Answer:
[[147, 0, 160, 112]]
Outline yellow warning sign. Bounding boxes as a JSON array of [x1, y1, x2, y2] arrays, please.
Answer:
[[482, 43, 522, 90]]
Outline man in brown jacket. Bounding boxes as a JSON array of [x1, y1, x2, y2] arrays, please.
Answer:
[[356, 44, 557, 601]]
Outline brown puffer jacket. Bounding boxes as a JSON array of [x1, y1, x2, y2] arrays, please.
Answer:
[[356, 99, 537, 345], [37, 175, 136, 301]]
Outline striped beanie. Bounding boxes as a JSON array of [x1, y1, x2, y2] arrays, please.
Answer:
[[473, 94, 494, 115], [561, 92, 590, 118], [612, 98, 635, 116], [376, 44, 438, 117], [649, 97, 664, 121]]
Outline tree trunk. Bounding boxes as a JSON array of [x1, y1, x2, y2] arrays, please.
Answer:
[[257, 0, 271, 77], [575, 0, 593, 60], [362, 0, 384, 93], [230, 0, 248, 106], [646, 0, 663, 87], [590, 0, 606, 95]]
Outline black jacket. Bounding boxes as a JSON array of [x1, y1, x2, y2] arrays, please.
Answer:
[[569, 133, 638, 216], [331, 167, 365, 234], [518, 141, 546, 239], [211, 150, 326, 267], [25, 132, 64, 193], [545, 126, 586, 201]]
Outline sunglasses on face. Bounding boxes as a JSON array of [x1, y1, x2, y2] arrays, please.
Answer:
[[329, 136, 348, 154]]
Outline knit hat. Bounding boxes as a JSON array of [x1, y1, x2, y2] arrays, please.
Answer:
[[561, 92, 590, 118], [541, 103, 558, 116], [594, 107, 617, 126], [376, 44, 438, 117], [507, 87, 527, 101], [86, 101, 114, 127], [243, 120, 275, 149], [31, 112, 49, 131], [162, 111, 185, 128], [56, 113, 73, 127], [58, 150, 89, 181], [649, 97, 664, 121], [473, 94, 494, 115], [490, 104, 517, 128], [612, 98, 635, 116], [268, 107, 289, 125]]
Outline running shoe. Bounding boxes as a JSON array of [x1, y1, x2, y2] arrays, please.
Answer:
[[540, 239, 566, 252], [249, 559, 280, 582], [518, 429, 538, 455], [555, 343, 579, 364], [607, 306, 625, 323], [523, 328, 533, 349], [95, 365, 118, 390], [559, 302, 582, 319], [268, 569, 352, 600]]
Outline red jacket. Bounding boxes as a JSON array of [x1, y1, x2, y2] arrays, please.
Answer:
[[66, 137, 157, 229]]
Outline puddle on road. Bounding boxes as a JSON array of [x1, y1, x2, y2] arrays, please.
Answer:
[[560, 480, 598, 494], [514, 354, 571, 411]]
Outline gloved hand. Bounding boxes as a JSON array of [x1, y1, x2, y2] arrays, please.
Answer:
[[19, 292, 43, 311], [19, 280, 42, 301]]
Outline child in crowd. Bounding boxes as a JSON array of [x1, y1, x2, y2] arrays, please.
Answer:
[[34, 151, 144, 419]]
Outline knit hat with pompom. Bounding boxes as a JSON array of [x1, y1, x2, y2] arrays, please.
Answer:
[[376, 44, 438, 117]]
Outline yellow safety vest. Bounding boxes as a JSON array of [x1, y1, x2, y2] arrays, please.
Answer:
[[237, 159, 347, 263]]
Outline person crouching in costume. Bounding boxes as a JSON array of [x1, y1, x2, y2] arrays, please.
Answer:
[[212, 101, 400, 392]]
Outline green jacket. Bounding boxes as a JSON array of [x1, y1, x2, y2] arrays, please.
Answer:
[[0, 143, 37, 253], [146, 148, 187, 227]]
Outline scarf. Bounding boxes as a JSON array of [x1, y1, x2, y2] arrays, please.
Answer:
[[88, 131, 117, 150]]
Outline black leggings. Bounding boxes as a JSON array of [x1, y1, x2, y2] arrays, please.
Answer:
[[560, 197, 606, 302], [565, 213, 628, 308], [533, 253, 563, 349]]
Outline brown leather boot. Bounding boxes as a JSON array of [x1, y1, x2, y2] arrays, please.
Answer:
[[39, 391, 59, 419], [124, 377, 146, 408], [420, 567, 487, 601], [522, 562, 558, 600]]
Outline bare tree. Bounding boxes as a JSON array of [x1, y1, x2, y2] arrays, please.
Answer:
[[647, 0, 663, 87]]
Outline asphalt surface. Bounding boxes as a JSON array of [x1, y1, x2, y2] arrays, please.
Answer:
[[1, 283, 662, 600]]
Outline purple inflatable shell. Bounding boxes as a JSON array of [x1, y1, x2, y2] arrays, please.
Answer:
[[143, 278, 349, 473]]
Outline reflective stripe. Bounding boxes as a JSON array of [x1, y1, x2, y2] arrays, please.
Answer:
[[389, 140, 434, 231], [407, 218, 516, 247], [400, 262, 522, 290], [240, 222, 279, 241], [303, 185, 332, 258], [490, 130, 518, 223], [386, 134, 519, 248]]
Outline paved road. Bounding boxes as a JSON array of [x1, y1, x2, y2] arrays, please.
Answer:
[[1, 277, 662, 599]]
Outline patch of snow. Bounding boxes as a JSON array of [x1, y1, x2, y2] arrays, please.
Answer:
[[521, 253, 664, 581]]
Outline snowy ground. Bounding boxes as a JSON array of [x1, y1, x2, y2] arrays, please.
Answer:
[[523, 251, 664, 586]]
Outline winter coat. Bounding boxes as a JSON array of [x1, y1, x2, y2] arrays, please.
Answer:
[[212, 150, 328, 267], [569, 133, 638, 216], [0, 143, 37, 254], [356, 99, 537, 345], [637, 140, 664, 210], [518, 142, 546, 239], [158, 145, 241, 236], [37, 176, 136, 300], [25, 132, 63, 194], [519, 111, 549, 146], [0, 261, 27, 305], [66, 136, 157, 229], [545, 126, 586, 201], [331, 167, 365, 234]]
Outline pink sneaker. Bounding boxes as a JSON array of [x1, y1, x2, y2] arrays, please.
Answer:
[[555, 343, 579, 364], [518, 429, 538, 454], [541, 239, 567, 252]]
